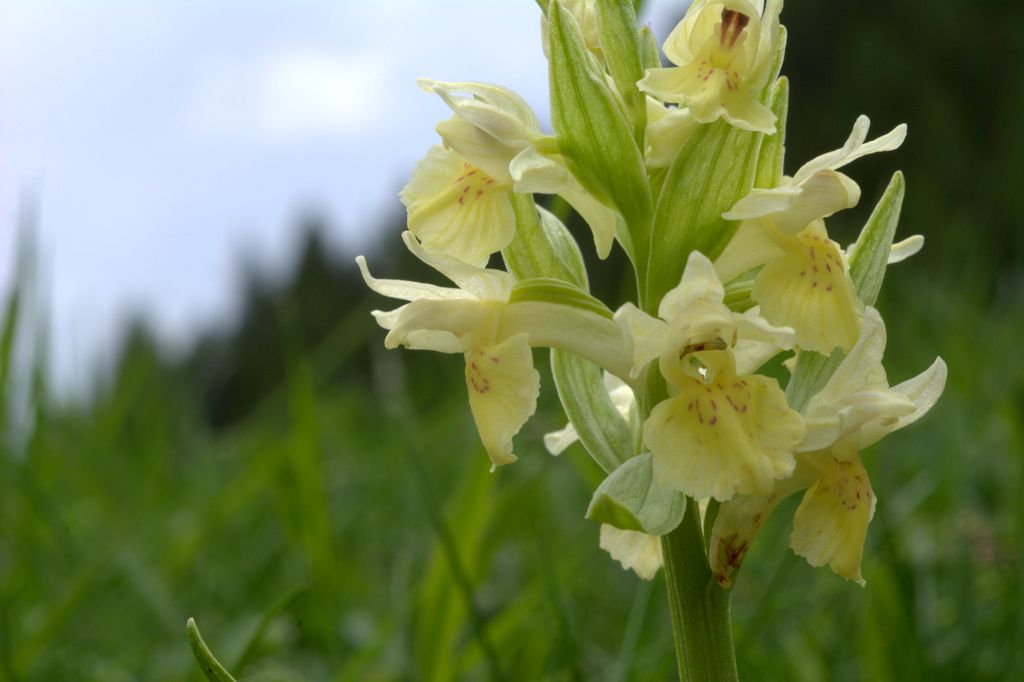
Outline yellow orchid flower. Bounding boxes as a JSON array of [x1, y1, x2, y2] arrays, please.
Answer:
[[616, 251, 804, 501], [638, 0, 782, 133], [358, 232, 632, 470], [718, 116, 911, 354], [709, 308, 947, 586], [416, 78, 620, 259]]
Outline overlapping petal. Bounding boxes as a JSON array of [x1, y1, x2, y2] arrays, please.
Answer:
[[466, 332, 541, 469]]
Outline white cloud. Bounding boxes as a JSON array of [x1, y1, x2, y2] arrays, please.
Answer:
[[187, 48, 391, 140]]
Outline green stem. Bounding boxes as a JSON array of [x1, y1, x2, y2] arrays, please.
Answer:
[[661, 499, 738, 682]]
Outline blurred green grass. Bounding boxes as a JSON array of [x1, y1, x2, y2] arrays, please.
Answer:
[[2, 0, 1023, 678], [0, 212, 1020, 680]]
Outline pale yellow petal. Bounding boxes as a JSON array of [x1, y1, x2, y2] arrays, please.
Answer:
[[356, 255, 470, 302], [543, 422, 579, 455], [465, 333, 540, 469], [659, 250, 726, 320], [435, 116, 519, 183], [560, 182, 619, 259], [614, 302, 667, 378], [887, 235, 924, 264], [794, 116, 907, 183], [401, 145, 515, 268], [714, 221, 784, 284], [508, 146, 574, 194], [372, 307, 464, 354], [859, 357, 947, 449], [723, 186, 803, 223], [637, 66, 696, 106], [599, 525, 664, 580], [719, 86, 776, 134], [790, 451, 875, 586], [646, 106, 697, 168], [401, 232, 513, 303], [810, 307, 889, 405], [753, 221, 862, 354], [724, 171, 859, 235], [418, 78, 540, 142], [386, 299, 488, 350]]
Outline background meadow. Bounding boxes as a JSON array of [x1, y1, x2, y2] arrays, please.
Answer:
[[1, 0, 1022, 679]]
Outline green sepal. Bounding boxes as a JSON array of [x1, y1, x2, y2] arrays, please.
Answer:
[[595, 0, 646, 143], [754, 77, 789, 189], [847, 171, 906, 307], [186, 618, 237, 682], [645, 120, 764, 310], [548, 0, 652, 261], [510, 277, 613, 319], [637, 24, 661, 71], [504, 193, 588, 289], [552, 349, 636, 474], [586, 452, 686, 535], [786, 172, 907, 411]]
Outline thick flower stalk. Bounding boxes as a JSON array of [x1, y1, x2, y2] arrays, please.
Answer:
[[359, 2, 945, 680]]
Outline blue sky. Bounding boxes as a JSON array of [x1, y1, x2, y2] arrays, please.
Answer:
[[0, 0, 681, 386]]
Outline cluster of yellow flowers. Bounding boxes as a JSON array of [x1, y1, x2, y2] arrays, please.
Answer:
[[360, 0, 945, 588]]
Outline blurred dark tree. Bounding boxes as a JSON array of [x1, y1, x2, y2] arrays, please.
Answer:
[[182, 213, 378, 428], [781, 0, 1024, 291]]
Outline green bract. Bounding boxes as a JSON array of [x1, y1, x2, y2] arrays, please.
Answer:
[[586, 452, 687, 535], [548, 0, 651, 265]]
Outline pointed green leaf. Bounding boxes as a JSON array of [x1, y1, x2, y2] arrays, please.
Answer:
[[847, 171, 906, 307], [504, 192, 588, 289], [637, 24, 661, 71], [754, 77, 789, 189], [645, 120, 764, 309], [551, 349, 636, 473], [586, 453, 686, 535], [548, 0, 652, 259], [186, 618, 237, 682], [595, 0, 646, 142]]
